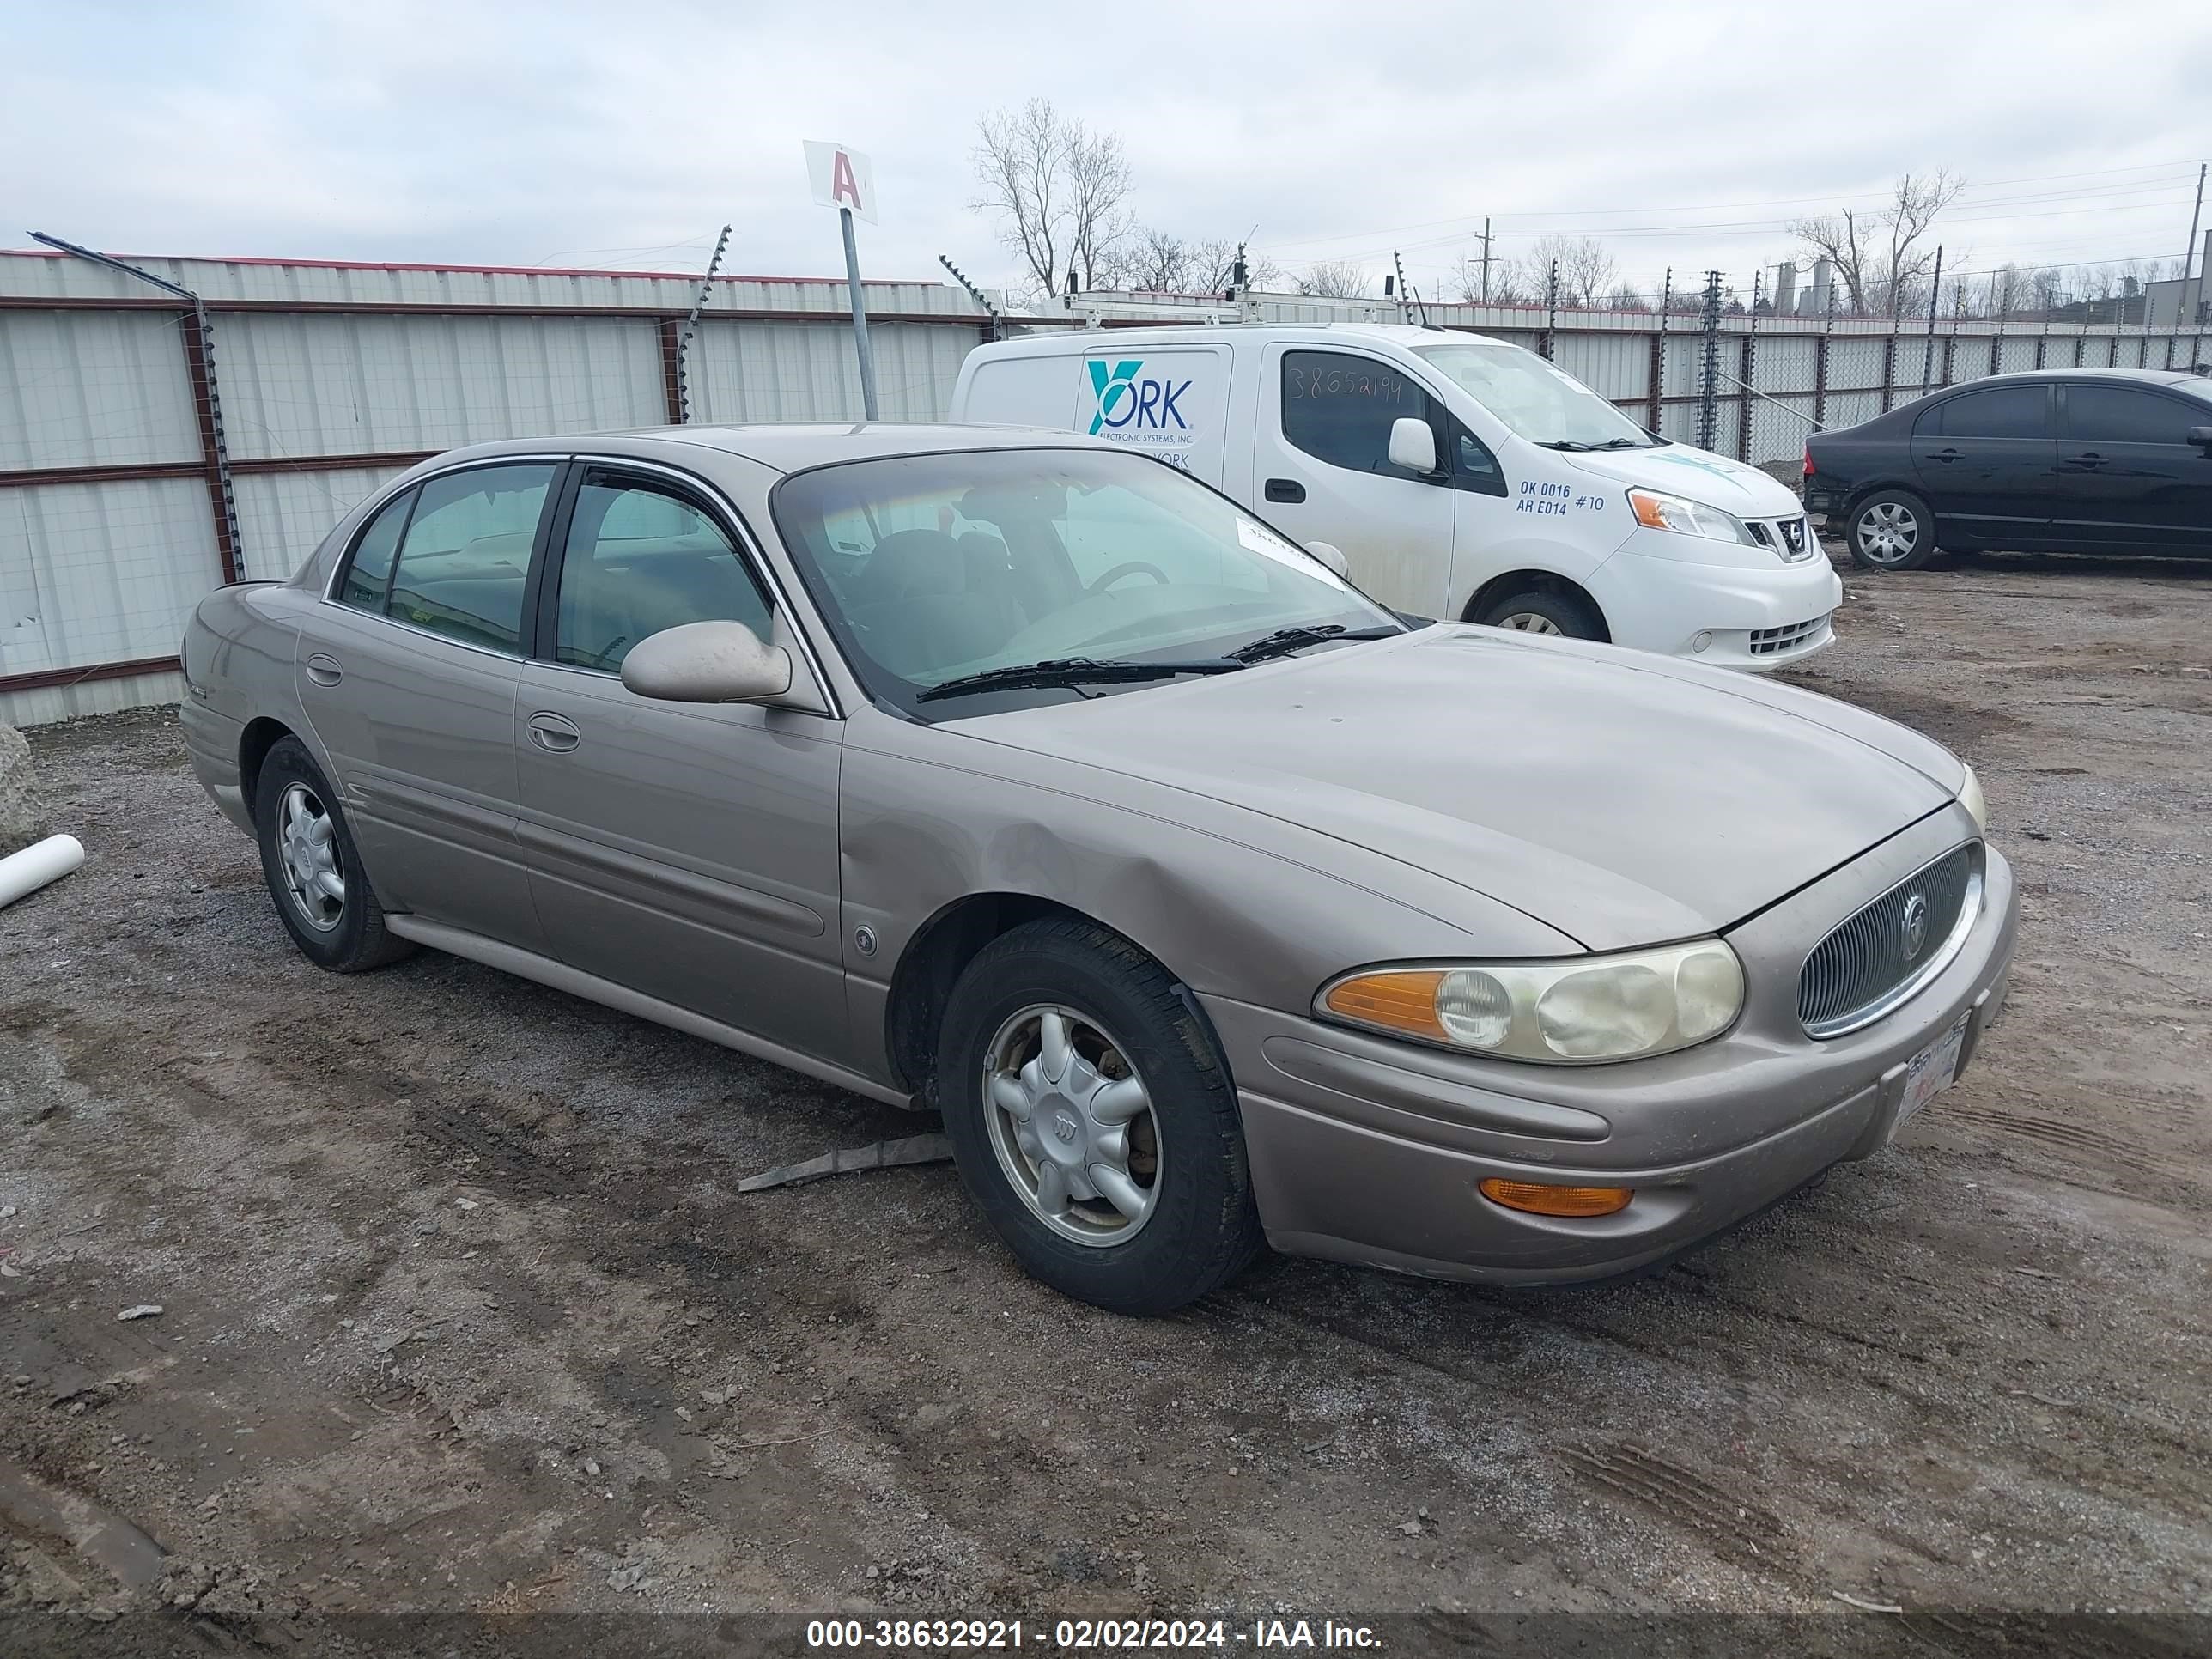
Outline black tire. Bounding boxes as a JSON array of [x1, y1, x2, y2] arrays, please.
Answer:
[[1470, 586, 1606, 641], [935, 917, 1263, 1315], [1846, 488, 1941, 571], [252, 737, 416, 974]]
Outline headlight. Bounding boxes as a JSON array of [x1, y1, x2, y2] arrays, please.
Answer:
[[1627, 488, 1758, 546], [1958, 763, 1987, 832], [1318, 940, 1746, 1065]]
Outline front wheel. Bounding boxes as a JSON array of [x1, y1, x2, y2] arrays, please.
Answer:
[[1471, 586, 1606, 640], [936, 918, 1263, 1315], [1848, 489, 1940, 570]]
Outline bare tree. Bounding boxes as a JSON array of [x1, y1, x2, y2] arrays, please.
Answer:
[[1454, 258, 1533, 305], [1789, 171, 1965, 317], [1603, 281, 1650, 312], [1509, 234, 1619, 308], [1110, 232, 1279, 295], [1296, 260, 1371, 299], [971, 100, 1133, 298]]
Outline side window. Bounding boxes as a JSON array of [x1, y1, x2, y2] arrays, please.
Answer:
[[1282, 351, 1431, 478], [2063, 386, 2193, 445], [551, 474, 772, 672], [337, 488, 415, 611], [383, 464, 554, 653], [1932, 386, 2049, 440], [1446, 417, 1507, 495]]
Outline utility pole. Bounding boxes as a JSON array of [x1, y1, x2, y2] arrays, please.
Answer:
[[2182, 161, 2207, 325], [1920, 244, 1944, 398], [1475, 216, 1494, 305]]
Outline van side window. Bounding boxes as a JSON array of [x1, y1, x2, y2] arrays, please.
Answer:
[[1282, 352, 1431, 479]]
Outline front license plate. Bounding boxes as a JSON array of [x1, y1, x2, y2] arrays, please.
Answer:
[[1894, 1013, 1970, 1134]]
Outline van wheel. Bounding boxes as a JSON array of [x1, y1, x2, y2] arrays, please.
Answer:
[[1848, 489, 1939, 570], [935, 918, 1263, 1315], [1473, 587, 1605, 640]]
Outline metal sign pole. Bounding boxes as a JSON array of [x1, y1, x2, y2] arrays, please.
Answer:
[[840, 207, 879, 422]]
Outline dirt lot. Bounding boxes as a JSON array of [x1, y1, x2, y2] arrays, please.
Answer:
[[3, 552, 2209, 1651]]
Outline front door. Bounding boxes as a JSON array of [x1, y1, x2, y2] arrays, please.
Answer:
[[1255, 346, 1458, 616], [2052, 381, 2212, 553], [1908, 382, 2057, 546], [512, 464, 848, 1065], [296, 459, 559, 952]]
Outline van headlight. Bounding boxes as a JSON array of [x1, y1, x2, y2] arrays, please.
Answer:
[[1958, 763, 1987, 831], [1318, 940, 1746, 1064], [1627, 488, 1758, 547]]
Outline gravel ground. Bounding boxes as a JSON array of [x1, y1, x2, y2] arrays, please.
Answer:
[[3, 551, 2209, 1652]]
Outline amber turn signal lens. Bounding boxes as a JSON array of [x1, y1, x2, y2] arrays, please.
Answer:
[[1479, 1178, 1634, 1218], [1322, 970, 1449, 1041]]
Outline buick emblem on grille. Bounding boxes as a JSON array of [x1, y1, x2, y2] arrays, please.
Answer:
[[1900, 892, 1931, 961]]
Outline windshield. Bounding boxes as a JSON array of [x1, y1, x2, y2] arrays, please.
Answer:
[[772, 447, 1400, 720], [1413, 341, 1660, 448]]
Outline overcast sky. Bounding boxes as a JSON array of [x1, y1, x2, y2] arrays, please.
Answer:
[[4, 0, 2208, 304]]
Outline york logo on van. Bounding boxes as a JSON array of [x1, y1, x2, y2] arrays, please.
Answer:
[[1087, 360, 1192, 434]]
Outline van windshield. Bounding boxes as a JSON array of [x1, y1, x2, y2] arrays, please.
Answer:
[[1413, 341, 1661, 450]]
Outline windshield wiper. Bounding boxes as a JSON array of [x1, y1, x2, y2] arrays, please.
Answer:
[[1226, 623, 1402, 665], [1535, 439, 1597, 451], [1591, 436, 1652, 449], [915, 656, 1243, 703]]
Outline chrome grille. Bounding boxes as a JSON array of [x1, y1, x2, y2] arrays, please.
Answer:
[[1799, 842, 1980, 1037], [1748, 515, 1819, 562], [1749, 616, 1827, 656]]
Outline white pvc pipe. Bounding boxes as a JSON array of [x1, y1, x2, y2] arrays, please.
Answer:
[[0, 835, 85, 909]]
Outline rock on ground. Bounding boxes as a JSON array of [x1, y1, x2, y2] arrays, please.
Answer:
[[0, 721, 46, 859]]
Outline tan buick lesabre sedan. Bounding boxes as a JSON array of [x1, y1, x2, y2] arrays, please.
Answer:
[[181, 426, 2016, 1314]]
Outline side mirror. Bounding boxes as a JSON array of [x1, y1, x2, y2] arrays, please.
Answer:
[[2188, 424, 2212, 453], [1387, 416, 1439, 477], [621, 620, 793, 703], [1306, 540, 1350, 577]]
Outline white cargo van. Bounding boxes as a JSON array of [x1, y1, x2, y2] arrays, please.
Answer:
[[950, 324, 1842, 670]]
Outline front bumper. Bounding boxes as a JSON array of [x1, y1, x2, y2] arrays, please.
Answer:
[[1202, 811, 2017, 1285], [1587, 530, 1844, 672]]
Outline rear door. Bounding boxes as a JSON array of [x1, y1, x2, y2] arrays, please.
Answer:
[[1909, 383, 2058, 546], [1069, 344, 1231, 483], [2053, 382, 2212, 553], [1255, 345, 1456, 616], [511, 461, 848, 1063], [297, 459, 560, 952]]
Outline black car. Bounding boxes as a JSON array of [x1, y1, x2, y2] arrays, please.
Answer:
[[1804, 368, 2212, 570]]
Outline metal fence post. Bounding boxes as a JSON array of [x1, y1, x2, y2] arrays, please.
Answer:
[[1647, 268, 1669, 434], [32, 231, 242, 584], [1541, 260, 1559, 361], [1813, 285, 1834, 431], [1738, 270, 1760, 462], [1697, 270, 1722, 453]]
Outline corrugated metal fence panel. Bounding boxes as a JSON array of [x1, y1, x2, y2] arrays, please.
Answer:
[[220, 313, 665, 459], [1, 477, 220, 673], [1826, 336, 1887, 392], [234, 466, 412, 581], [690, 319, 976, 423], [2, 668, 186, 728], [0, 308, 203, 470], [1553, 331, 1650, 403], [1824, 390, 1884, 430], [1756, 335, 1819, 396]]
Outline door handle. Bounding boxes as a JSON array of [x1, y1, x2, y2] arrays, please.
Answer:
[[305, 653, 342, 686], [2067, 452, 2108, 468], [526, 712, 581, 753], [1930, 448, 1961, 463], [1263, 477, 1306, 503]]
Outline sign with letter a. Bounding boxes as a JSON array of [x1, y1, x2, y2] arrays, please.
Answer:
[[803, 141, 878, 224]]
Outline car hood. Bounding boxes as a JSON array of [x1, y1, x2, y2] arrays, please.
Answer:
[[947, 628, 1961, 951], [1565, 444, 1805, 518]]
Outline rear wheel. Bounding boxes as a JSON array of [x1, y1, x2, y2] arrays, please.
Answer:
[[1848, 489, 1939, 571], [252, 738, 415, 974], [1472, 586, 1606, 640], [936, 918, 1263, 1315]]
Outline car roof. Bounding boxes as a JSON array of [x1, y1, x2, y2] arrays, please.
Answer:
[[422, 422, 1121, 477], [1935, 367, 2209, 392]]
